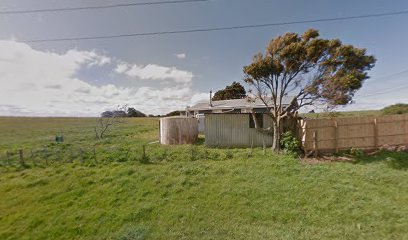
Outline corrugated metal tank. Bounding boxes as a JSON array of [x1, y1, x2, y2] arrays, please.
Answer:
[[160, 117, 198, 145]]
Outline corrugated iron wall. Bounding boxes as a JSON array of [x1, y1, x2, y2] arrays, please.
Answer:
[[204, 114, 274, 147]]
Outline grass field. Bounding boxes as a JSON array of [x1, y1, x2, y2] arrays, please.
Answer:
[[0, 117, 407, 239], [301, 110, 381, 119]]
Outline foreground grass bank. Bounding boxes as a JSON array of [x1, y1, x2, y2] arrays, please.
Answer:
[[0, 117, 407, 239], [1, 153, 407, 240]]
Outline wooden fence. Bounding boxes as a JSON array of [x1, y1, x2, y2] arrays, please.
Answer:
[[299, 114, 408, 154]]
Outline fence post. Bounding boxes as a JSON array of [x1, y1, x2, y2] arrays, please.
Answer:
[[43, 148, 49, 165], [405, 117, 408, 145], [250, 137, 254, 158], [69, 148, 74, 163], [93, 147, 97, 164], [313, 131, 318, 158], [6, 151, 11, 166], [142, 145, 146, 160], [373, 118, 378, 149], [31, 149, 36, 166], [19, 149, 24, 166], [334, 120, 339, 153], [262, 135, 266, 156], [80, 148, 84, 164]]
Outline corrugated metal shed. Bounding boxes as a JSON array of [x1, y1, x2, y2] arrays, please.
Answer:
[[205, 113, 274, 147]]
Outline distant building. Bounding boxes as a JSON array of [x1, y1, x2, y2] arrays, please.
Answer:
[[186, 95, 297, 145]]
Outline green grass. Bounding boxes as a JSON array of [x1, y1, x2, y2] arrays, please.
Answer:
[[301, 110, 381, 119], [0, 117, 407, 239], [301, 103, 408, 119], [382, 103, 408, 115]]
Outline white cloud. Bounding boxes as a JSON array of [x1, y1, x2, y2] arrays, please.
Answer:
[[176, 53, 186, 59], [114, 62, 130, 74], [191, 93, 210, 104], [115, 63, 193, 84], [0, 40, 205, 116]]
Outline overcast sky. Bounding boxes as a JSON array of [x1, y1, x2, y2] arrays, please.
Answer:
[[0, 0, 407, 116]]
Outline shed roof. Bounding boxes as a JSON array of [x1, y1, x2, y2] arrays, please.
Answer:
[[187, 96, 293, 111]]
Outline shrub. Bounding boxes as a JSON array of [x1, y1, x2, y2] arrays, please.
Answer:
[[280, 131, 300, 154], [347, 148, 365, 158], [224, 151, 234, 160], [382, 103, 408, 115]]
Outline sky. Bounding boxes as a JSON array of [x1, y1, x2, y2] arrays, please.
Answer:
[[0, 0, 407, 116]]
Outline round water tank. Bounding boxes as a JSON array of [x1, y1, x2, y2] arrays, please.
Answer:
[[160, 117, 198, 145]]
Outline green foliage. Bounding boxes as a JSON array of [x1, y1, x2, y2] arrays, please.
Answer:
[[350, 150, 407, 170], [106, 147, 131, 162], [243, 28, 376, 107], [386, 156, 408, 170], [127, 108, 147, 118], [243, 29, 375, 152], [381, 103, 408, 115], [347, 147, 365, 158], [302, 110, 381, 119], [212, 81, 246, 101], [280, 131, 300, 154], [165, 110, 186, 117], [224, 151, 234, 160]]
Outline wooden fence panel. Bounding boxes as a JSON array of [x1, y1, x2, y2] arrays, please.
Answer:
[[300, 114, 408, 153]]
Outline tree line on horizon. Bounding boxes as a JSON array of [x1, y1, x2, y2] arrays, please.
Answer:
[[100, 108, 188, 118], [101, 107, 147, 118]]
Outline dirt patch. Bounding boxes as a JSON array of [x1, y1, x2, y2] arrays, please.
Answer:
[[301, 145, 408, 164], [379, 144, 408, 152], [301, 155, 354, 164]]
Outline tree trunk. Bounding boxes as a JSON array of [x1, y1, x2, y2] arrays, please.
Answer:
[[272, 118, 281, 152]]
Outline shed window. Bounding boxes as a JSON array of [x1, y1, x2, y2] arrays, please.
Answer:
[[249, 113, 263, 128]]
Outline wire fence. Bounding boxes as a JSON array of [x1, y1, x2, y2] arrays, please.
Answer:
[[0, 143, 260, 170]]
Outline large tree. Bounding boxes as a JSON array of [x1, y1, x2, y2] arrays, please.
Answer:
[[212, 81, 246, 101], [127, 107, 146, 117], [243, 29, 376, 151]]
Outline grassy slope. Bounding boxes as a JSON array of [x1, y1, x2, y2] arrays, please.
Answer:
[[301, 110, 381, 119], [0, 117, 407, 239]]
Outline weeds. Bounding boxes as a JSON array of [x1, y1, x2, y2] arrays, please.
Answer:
[[280, 131, 300, 155]]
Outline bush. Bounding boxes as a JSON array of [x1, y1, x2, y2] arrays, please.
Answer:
[[280, 131, 300, 154], [382, 103, 408, 115], [224, 151, 234, 160], [347, 147, 365, 158]]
